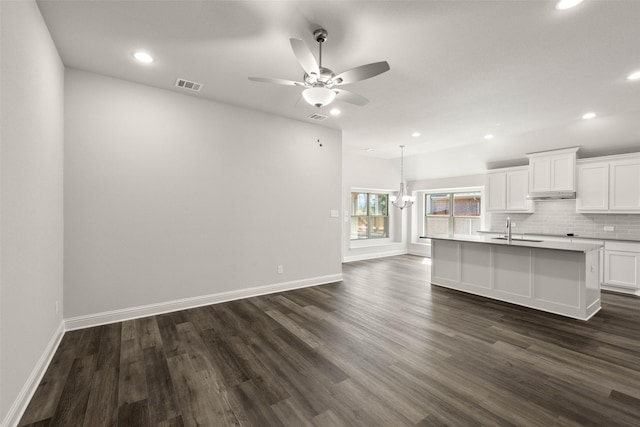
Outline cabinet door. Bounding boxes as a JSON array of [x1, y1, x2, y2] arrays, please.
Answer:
[[600, 247, 605, 285], [576, 162, 609, 211], [530, 157, 551, 193], [506, 169, 531, 211], [550, 154, 575, 191], [605, 250, 639, 288], [486, 172, 506, 211], [610, 159, 640, 211]]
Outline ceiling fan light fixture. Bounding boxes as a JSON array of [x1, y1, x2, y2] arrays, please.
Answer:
[[303, 87, 336, 108]]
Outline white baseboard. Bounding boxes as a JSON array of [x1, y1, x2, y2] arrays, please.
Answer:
[[408, 247, 431, 257], [1, 320, 65, 427], [601, 284, 640, 297], [65, 273, 343, 331], [343, 249, 407, 263]]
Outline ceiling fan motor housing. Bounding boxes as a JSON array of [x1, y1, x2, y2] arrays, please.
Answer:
[[314, 28, 328, 43], [304, 67, 335, 86]]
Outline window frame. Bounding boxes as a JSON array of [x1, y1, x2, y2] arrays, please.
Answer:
[[350, 191, 390, 241], [424, 189, 482, 236]]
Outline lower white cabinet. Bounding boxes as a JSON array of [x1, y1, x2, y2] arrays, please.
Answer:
[[603, 241, 640, 295]]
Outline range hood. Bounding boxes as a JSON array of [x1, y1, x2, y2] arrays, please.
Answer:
[[527, 191, 576, 200]]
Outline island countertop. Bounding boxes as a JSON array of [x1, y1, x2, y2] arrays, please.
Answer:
[[423, 234, 603, 253], [475, 230, 640, 243]]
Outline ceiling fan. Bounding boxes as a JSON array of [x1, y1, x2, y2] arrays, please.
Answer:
[[249, 28, 390, 108]]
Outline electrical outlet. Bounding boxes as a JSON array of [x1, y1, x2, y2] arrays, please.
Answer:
[[604, 226, 615, 232], [277, 265, 284, 274]]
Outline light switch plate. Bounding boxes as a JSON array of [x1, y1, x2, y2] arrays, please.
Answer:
[[330, 210, 339, 218]]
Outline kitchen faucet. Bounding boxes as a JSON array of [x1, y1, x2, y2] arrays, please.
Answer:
[[506, 216, 512, 243]]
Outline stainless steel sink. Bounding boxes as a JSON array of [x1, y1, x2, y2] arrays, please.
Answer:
[[492, 237, 543, 243]]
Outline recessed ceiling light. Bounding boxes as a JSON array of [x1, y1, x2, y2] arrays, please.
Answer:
[[627, 71, 640, 81], [484, 134, 494, 140], [133, 51, 153, 63], [364, 148, 375, 152], [556, 0, 584, 10], [330, 108, 341, 116], [582, 112, 597, 120], [411, 132, 421, 138]]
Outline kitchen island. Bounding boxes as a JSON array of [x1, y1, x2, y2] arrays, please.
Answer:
[[428, 235, 603, 320]]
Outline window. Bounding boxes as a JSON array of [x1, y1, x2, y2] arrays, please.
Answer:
[[351, 192, 389, 240], [425, 191, 481, 235]]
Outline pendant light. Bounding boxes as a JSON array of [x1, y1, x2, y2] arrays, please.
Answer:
[[391, 145, 415, 210]]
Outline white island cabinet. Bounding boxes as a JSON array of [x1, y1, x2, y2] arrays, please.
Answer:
[[430, 235, 602, 320]]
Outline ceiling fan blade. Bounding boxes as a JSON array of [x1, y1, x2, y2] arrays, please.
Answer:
[[332, 61, 390, 85], [334, 88, 369, 106], [248, 77, 305, 86], [290, 38, 320, 77]]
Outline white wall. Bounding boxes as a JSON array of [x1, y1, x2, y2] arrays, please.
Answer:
[[0, 0, 65, 423], [407, 174, 486, 256], [64, 69, 342, 319], [342, 153, 407, 261]]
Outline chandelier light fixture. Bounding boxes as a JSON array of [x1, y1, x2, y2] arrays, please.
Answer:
[[391, 145, 415, 210]]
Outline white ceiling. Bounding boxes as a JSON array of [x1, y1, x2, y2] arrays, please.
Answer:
[[36, 0, 640, 180]]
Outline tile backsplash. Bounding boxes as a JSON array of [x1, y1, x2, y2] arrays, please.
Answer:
[[489, 200, 640, 240]]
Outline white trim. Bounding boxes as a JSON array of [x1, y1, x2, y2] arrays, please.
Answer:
[[350, 238, 394, 248], [577, 152, 640, 165], [351, 187, 395, 193], [64, 274, 343, 331], [1, 321, 65, 427], [408, 246, 431, 258], [601, 285, 640, 297], [343, 249, 407, 263], [526, 146, 580, 158]]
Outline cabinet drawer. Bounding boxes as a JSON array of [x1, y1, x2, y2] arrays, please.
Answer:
[[605, 241, 640, 252]]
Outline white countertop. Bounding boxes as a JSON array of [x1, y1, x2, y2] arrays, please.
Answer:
[[426, 234, 603, 253], [476, 230, 640, 243]]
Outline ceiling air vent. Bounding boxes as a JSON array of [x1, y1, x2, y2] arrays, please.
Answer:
[[308, 113, 328, 121], [175, 78, 203, 92]]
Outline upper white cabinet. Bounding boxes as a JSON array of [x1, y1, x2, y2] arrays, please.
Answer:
[[487, 171, 507, 211], [576, 161, 609, 212], [527, 147, 579, 193], [486, 166, 533, 212], [610, 157, 640, 212], [576, 154, 640, 213]]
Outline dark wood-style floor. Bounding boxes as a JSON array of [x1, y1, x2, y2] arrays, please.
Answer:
[[19, 255, 640, 426]]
